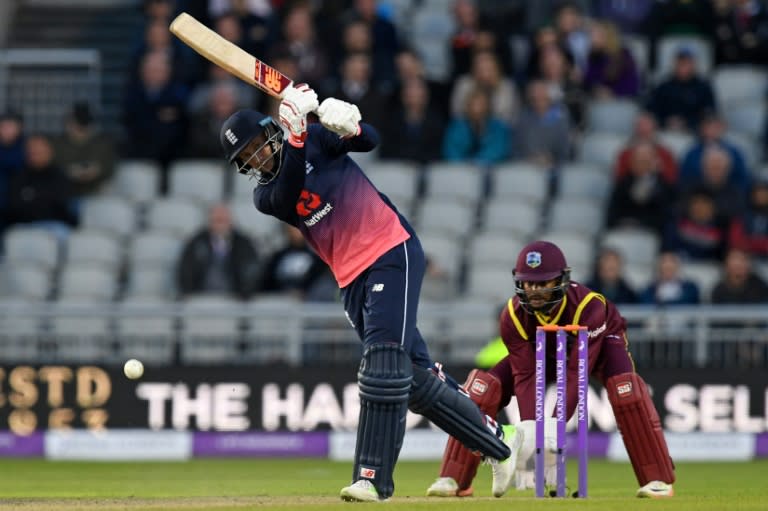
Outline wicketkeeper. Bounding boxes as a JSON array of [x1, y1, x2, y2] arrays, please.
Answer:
[[427, 240, 676, 498], [219, 84, 521, 502]]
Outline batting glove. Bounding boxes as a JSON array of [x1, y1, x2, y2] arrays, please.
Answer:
[[317, 97, 361, 138], [279, 83, 319, 147]]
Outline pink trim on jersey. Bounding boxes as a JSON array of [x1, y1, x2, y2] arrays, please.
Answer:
[[333, 205, 410, 287], [300, 172, 410, 288]]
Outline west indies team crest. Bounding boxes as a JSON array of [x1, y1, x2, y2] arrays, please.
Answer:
[[526, 251, 542, 268]]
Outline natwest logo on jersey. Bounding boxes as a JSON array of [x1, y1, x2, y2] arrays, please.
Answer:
[[296, 189, 333, 226]]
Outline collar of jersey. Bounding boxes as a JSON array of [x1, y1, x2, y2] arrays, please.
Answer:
[[507, 296, 568, 341]]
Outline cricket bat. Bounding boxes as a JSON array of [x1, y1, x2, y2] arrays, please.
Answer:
[[169, 12, 293, 99]]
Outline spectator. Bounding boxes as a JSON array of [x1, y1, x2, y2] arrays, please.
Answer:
[[0, 112, 25, 225], [639, 251, 700, 305], [615, 111, 678, 184], [592, 0, 655, 35], [260, 224, 331, 299], [379, 78, 446, 164], [450, 0, 484, 79], [663, 187, 730, 262], [270, 4, 331, 93], [186, 81, 241, 158], [536, 45, 587, 128], [326, 52, 389, 130], [553, 1, 591, 73], [52, 102, 115, 198], [646, 47, 716, 132], [208, 0, 276, 60], [394, 48, 450, 114], [208, 0, 273, 19], [646, 0, 715, 41], [5, 135, 77, 242], [449, 0, 513, 79], [442, 87, 510, 166], [679, 113, 750, 192], [586, 247, 639, 304], [525, 0, 591, 36], [130, 17, 196, 85], [340, 0, 401, 94], [525, 25, 576, 81], [122, 51, 189, 183], [188, 62, 256, 115], [583, 20, 641, 98], [450, 50, 520, 124], [606, 141, 676, 235], [712, 0, 768, 65], [142, 0, 173, 21], [729, 176, 768, 257], [515, 79, 571, 167], [683, 145, 746, 218], [176, 203, 260, 299], [711, 248, 768, 303]]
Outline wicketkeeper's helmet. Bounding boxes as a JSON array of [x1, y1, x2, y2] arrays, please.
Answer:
[[512, 240, 571, 314]]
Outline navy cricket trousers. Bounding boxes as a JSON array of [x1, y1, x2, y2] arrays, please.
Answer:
[[341, 236, 433, 370]]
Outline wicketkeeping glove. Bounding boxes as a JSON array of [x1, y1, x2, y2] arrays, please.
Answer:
[[279, 83, 319, 147], [317, 97, 361, 138]]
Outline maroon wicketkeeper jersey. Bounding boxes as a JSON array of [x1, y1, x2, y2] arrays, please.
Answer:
[[500, 281, 629, 420]]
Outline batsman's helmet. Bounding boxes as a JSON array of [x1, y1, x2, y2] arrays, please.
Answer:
[[220, 109, 284, 185], [512, 240, 571, 314]]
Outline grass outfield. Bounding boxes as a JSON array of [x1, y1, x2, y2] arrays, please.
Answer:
[[0, 458, 765, 510]]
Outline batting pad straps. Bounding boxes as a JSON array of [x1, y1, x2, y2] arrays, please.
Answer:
[[409, 365, 511, 461], [353, 343, 413, 499]]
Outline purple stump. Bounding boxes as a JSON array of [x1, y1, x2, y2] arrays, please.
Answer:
[[535, 327, 546, 498], [577, 327, 589, 498], [555, 328, 567, 497]]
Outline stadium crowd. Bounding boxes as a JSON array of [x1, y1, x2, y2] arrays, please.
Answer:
[[2, 0, 768, 310]]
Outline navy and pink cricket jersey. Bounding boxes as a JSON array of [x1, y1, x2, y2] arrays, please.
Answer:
[[253, 123, 411, 288]]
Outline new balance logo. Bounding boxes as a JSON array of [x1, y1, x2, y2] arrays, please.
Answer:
[[305, 162, 314, 174], [359, 467, 376, 479], [371, 283, 384, 292], [224, 129, 238, 145]]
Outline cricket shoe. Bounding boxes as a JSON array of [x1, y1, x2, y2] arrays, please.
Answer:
[[340, 480, 385, 502], [636, 480, 674, 498], [425, 477, 474, 497], [485, 424, 524, 497]]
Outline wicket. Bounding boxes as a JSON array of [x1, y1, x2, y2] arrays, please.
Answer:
[[534, 324, 589, 498]]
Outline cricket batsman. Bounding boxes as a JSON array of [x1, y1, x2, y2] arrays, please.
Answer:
[[218, 84, 522, 501], [426, 240, 675, 498]]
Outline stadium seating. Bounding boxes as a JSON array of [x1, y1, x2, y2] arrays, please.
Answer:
[[114, 296, 177, 364], [81, 196, 137, 239], [481, 198, 542, 239], [65, 230, 123, 269], [4, 227, 60, 270], [167, 159, 226, 204], [0, 262, 52, 300], [601, 227, 661, 267], [558, 164, 613, 202], [424, 162, 485, 205], [144, 197, 206, 238], [585, 99, 639, 137], [179, 295, 243, 363], [57, 264, 118, 301], [491, 162, 550, 204], [109, 160, 161, 203], [548, 197, 605, 237]]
